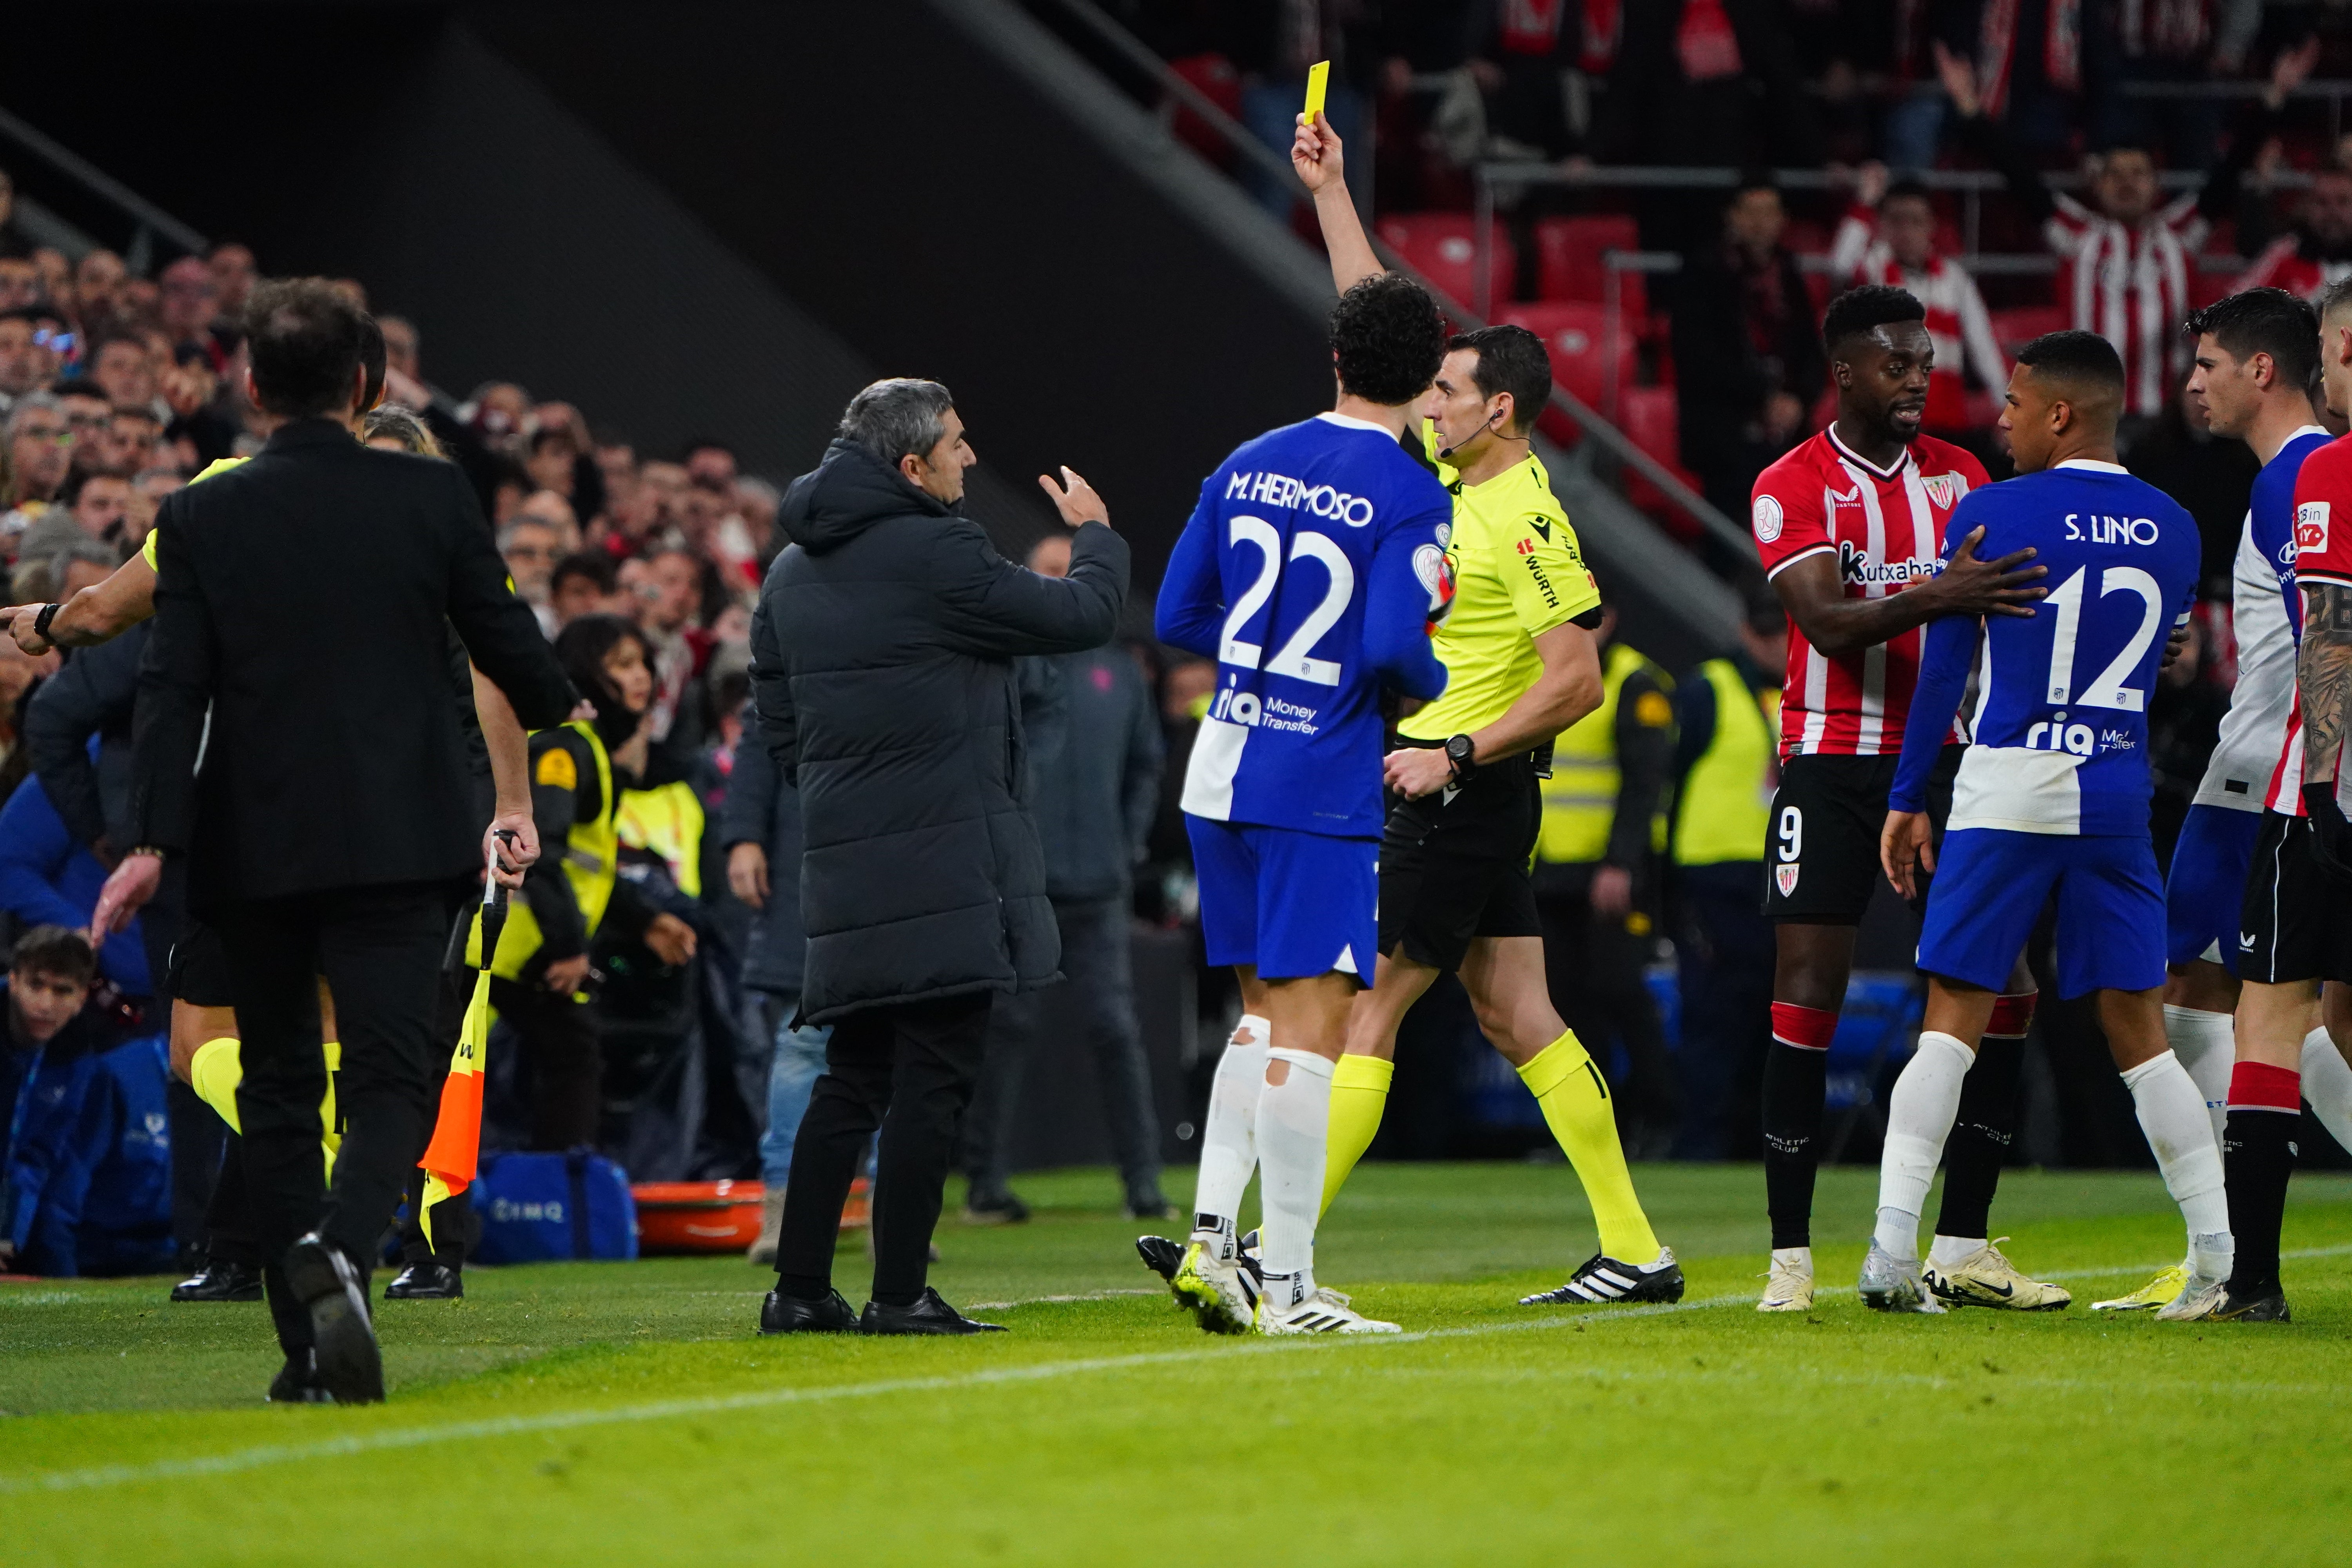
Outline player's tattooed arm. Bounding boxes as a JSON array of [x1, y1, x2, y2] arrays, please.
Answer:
[[2299, 579, 2352, 785], [1770, 526, 2045, 658]]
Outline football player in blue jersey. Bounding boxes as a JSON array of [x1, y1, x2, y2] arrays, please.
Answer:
[[1149, 272, 1452, 1334], [1869, 330, 2230, 1314]]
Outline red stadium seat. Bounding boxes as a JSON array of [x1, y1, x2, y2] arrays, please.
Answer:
[[1532, 215, 1644, 316], [1989, 305, 2067, 359], [1375, 213, 1515, 308], [1616, 386, 1704, 539], [1493, 301, 1634, 420]]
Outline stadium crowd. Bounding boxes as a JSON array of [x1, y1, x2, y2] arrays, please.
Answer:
[[5, 0, 2349, 1291]]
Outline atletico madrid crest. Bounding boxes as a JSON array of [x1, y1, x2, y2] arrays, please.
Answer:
[[1775, 863, 1800, 897]]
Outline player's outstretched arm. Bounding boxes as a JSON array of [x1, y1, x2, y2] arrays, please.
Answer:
[[1772, 524, 2043, 659], [1293, 113, 1382, 295], [4, 552, 158, 654], [1880, 611, 1977, 896]]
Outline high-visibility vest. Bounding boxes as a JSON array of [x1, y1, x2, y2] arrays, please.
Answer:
[[472, 720, 621, 979], [617, 779, 706, 899], [1537, 641, 1671, 866], [1672, 658, 1779, 866]]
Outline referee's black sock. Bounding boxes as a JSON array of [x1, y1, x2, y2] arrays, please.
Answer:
[[2223, 1066, 2301, 1294], [1935, 1033, 2025, 1242], [1762, 1005, 1835, 1249]]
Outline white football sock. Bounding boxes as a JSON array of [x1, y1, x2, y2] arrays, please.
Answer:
[[2299, 1026, 2352, 1154], [2119, 1051, 2231, 1269], [2163, 1004, 2235, 1144], [1874, 1031, 1975, 1262], [1928, 1234, 1984, 1269], [1190, 1016, 1269, 1247], [1256, 1047, 1335, 1300]]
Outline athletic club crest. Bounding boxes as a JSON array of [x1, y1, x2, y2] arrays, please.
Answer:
[[1775, 863, 1800, 897], [1922, 473, 1962, 510]]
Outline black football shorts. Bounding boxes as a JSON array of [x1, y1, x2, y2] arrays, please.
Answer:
[[2237, 810, 2352, 986], [1378, 748, 1544, 974], [1760, 746, 1962, 923]]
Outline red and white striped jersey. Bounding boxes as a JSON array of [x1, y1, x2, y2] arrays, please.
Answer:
[[1829, 209, 2008, 432], [2236, 233, 2352, 305], [2045, 191, 2206, 420], [2275, 434, 2352, 811], [1752, 428, 1990, 759]]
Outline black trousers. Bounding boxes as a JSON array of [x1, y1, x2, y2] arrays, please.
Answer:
[[489, 975, 601, 1152], [1672, 862, 1775, 1160], [215, 880, 459, 1354], [202, 964, 476, 1270], [775, 991, 994, 1305]]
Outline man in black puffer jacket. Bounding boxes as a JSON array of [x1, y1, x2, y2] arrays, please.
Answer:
[[750, 377, 1128, 1337]]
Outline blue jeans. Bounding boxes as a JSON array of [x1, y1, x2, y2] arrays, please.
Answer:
[[759, 991, 834, 1189]]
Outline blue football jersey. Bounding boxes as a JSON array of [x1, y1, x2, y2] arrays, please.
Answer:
[[1156, 412, 1450, 838], [1892, 459, 2200, 836]]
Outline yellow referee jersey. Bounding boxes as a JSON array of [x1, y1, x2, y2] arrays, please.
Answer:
[[139, 455, 249, 569], [1398, 445, 1600, 742]]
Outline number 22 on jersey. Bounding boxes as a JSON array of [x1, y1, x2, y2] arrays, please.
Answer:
[[1220, 515, 1354, 685]]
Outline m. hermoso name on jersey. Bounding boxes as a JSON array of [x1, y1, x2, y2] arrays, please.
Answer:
[[1224, 468, 1380, 528]]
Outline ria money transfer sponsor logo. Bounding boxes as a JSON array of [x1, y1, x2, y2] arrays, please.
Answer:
[[1209, 682, 1323, 735]]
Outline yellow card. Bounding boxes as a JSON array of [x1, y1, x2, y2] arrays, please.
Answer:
[[1304, 60, 1329, 125]]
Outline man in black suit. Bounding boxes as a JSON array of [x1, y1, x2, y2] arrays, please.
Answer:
[[95, 279, 573, 1403]]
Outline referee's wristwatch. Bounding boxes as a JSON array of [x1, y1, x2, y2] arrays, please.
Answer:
[[1443, 734, 1477, 782], [32, 603, 63, 643]]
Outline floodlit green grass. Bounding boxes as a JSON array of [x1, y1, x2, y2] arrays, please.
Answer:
[[6, 1162, 2351, 1566]]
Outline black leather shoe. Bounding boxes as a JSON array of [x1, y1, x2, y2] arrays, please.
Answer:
[[384, 1262, 463, 1301], [758, 1287, 859, 1334], [171, 1259, 264, 1303], [859, 1287, 1007, 1336], [282, 1234, 383, 1404], [266, 1348, 332, 1404]]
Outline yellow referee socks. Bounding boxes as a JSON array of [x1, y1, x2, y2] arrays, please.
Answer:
[[1518, 1030, 1659, 1263], [1320, 1053, 1394, 1219]]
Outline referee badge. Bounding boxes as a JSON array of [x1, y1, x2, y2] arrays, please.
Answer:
[[1775, 862, 1800, 897]]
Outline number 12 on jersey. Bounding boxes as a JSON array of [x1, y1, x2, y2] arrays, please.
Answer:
[[2040, 564, 2167, 713]]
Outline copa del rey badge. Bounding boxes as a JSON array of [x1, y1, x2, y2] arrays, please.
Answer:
[[1921, 472, 1962, 510], [1775, 863, 1800, 897]]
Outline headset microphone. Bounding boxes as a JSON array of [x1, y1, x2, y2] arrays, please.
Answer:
[[1437, 409, 1528, 461]]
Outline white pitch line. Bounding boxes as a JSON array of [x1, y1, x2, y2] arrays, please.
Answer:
[[9, 1242, 2350, 1497]]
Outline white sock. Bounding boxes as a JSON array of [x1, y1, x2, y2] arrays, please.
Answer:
[[2119, 1051, 2232, 1269], [1256, 1047, 1335, 1299], [1770, 1245, 1812, 1271], [1190, 1016, 1269, 1248], [2163, 1004, 2235, 1145], [2299, 1026, 2352, 1154], [1928, 1234, 1984, 1269], [1874, 1031, 1975, 1261]]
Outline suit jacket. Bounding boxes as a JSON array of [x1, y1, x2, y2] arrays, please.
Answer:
[[130, 419, 575, 913]]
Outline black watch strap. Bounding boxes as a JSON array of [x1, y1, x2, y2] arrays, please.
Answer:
[[1444, 733, 1477, 780], [32, 603, 63, 641]]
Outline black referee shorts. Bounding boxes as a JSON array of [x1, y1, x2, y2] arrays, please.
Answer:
[[1377, 748, 1543, 975], [1762, 745, 1962, 923], [164, 921, 236, 1009], [2238, 810, 2352, 986]]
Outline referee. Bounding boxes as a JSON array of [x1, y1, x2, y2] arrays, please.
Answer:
[[94, 279, 573, 1403], [1295, 114, 1679, 1305]]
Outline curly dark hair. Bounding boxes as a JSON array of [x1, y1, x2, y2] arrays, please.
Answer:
[[1329, 273, 1446, 406]]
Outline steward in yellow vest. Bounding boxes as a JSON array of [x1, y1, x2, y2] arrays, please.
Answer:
[[1529, 608, 1681, 1153], [492, 616, 694, 1151], [1663, 603, 1787, 1160]]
